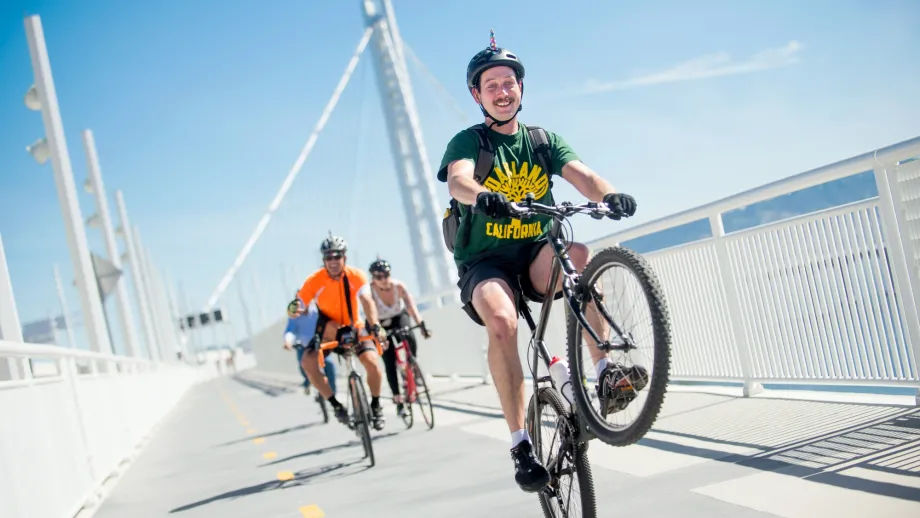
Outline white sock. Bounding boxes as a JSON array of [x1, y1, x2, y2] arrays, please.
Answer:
[[595, 358, 609, 379], [511, 429, 530, 448]]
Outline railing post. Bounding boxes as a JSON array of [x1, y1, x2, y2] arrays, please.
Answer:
[[873, 161, 920, 405], [709, 214, 763, 396]]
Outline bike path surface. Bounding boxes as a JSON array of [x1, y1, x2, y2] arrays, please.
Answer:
[[90, 371, 920, 517]]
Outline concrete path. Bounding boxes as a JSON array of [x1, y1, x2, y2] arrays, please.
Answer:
[[90, 370, 920, 517]]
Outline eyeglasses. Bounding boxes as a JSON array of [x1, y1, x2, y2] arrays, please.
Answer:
[[323, 253, 343, 262], [373, 273, 389, 280]]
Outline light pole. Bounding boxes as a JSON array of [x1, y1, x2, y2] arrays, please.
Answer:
[[53, 264, 79, 349], [22, 14, 112, 355], [114, 190, 159, 360], [133, 226, 171, 362], [81, 129, 141, 357]]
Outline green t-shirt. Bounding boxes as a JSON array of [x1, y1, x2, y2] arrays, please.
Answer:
[[437, 123, 580, 268]]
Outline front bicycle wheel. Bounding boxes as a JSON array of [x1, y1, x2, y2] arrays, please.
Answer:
[[349, 373, 375, 467], [410, 359, 435, 430], [527, 387, 596, 518], [566, 245, 671, 447], [397, 362, 414, 429]]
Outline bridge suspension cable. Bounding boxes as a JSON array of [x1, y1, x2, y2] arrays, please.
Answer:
[[402, 42, 469, 123], [203, 26, 375, 312]]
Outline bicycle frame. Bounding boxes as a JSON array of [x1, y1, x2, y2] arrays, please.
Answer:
[[513, 199, 628, 446], [388, 325, 422, 403]]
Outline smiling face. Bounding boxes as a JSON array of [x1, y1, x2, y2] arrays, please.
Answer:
[[472, 65, 522, 119], [323, 251, 345, 277]]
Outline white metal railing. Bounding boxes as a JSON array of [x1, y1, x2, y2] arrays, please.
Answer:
[[413, 136, 920, 398], [0, 340, 248, 518]]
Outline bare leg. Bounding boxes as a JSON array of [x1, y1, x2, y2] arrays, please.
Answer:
[[301, 322, 340, 399], [358, 346, 383, 397], [472, 278, 523, 433], [528, 242, 608, 365], [301, 351, 333, 399]]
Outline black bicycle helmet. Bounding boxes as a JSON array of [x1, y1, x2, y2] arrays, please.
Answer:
[[466, 30, 526, 127], [320, 233, 347, 254], [467, 46, 525, 90], [369, 258, 391, 274]]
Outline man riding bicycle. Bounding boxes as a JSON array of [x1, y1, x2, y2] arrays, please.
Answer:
[[289, 234, 388, 431], [368, 257, 432, 417], [283, 297, 337, 396], [437, 35, 647, 493]]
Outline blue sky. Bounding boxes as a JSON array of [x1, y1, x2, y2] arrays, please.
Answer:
[[1, 0, 918, 354]]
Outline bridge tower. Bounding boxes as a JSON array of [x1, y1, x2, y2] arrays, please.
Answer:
[[360, 0, 457, 303]]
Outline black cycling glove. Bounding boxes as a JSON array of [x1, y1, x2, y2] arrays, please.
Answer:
[[419, 321, 432, 339], [602, 192, 637, 220], [475, 192, 512, 219]]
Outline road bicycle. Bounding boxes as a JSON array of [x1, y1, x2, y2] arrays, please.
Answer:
[[386, 323, 434, 430], [317, 327, 384, 468], [479, 193, 672, 518]]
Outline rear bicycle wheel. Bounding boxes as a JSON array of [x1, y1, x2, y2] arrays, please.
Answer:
[[566, 245, 672, 447], [410, 358, 435, 430], [527, 387, 596, 518], [316, 392, 329, 424], [349, 373, 376, 467]]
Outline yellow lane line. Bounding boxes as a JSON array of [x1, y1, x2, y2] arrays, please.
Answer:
[[299, 504, 326, 517]]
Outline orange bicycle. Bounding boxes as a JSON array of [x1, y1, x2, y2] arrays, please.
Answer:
[[317, 325, 383, 468]]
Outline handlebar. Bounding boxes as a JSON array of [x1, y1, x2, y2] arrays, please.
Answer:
[[475, 192, 626, 221], [316, 329, 383, 369], [318, 332, 381, 351]]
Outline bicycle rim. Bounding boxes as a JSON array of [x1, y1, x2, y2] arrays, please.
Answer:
[[527, 387, 596, 518], [349, 374, 376, 467], [411, 359, 435, 429], [566, 245, 672, 447]]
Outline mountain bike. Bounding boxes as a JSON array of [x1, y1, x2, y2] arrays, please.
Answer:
[[485, 193, 672, 518], [317, 327, 384, 468], [386, 323, 434, 430], [293, 343, 329, 424]]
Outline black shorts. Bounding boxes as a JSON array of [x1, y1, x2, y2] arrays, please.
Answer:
[[304, 310, 376, 356], [457, 238, 563, 326]]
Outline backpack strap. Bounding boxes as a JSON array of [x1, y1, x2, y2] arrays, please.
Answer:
[[525, 125, 553, 176], [468, 124, 496, 185], [342, 272, 355, 326]]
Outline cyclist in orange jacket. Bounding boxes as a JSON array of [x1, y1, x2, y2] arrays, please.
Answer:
[[289, 234, 387, 431]]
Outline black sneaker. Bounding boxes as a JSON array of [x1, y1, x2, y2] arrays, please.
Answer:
[[597, 364, 649, 414], [332, 404, 349, 426], [510, 441, 550, 493], [371, 403, 386, 431]]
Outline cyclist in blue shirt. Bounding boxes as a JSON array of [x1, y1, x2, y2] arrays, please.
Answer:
[[284, 298, 337, 395]]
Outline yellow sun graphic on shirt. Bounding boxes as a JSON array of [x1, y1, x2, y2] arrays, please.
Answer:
[[483, 161, 549, 202]]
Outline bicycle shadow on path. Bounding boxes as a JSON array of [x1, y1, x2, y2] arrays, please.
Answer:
[[229, 373, 298, 397], [214, 421, 324, 448], [260, 430, 402, 467], [168, 458, 369, 514]]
